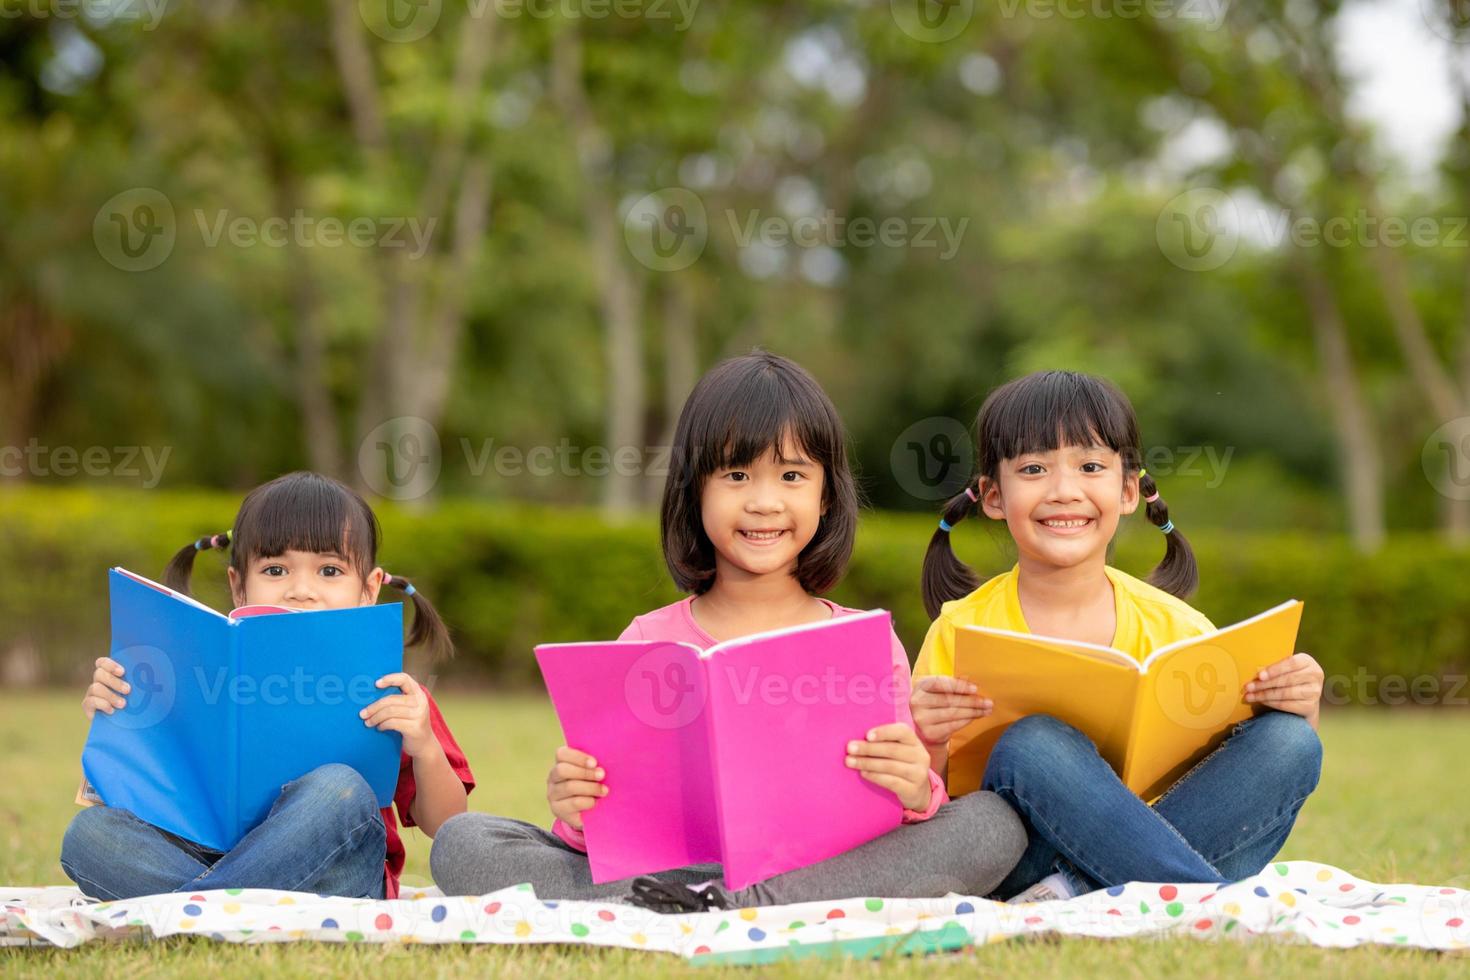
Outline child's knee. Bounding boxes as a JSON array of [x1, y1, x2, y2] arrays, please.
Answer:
[[60, 806, 110, 871], [964, 790, 1028, 878], [1250, 711, 1323, 790], [285, 763, 378, 820], [986, 714, 1088, 783]]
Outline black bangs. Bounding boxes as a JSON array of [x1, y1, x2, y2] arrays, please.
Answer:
[[685, 358, 842, 478], [229, 472, 381, 579], [661, 350, 859, 595], [978, 370, 1140, 474]]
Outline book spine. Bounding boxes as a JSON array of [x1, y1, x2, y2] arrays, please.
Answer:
[[226, 623, 241, 846], [700, 653, 731, 870]]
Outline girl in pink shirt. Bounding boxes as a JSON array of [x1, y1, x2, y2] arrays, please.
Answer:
[[432, 352, 1024, 909]]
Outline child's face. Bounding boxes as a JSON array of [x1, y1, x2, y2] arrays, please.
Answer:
[[227, 549, 384, 610], [700, 434, 826, 585], [979, 443, 1139, 570]]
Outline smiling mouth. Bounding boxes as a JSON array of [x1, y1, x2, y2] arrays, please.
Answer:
[[738, 529, 788, 544], [1037, 517, 1094, 533]]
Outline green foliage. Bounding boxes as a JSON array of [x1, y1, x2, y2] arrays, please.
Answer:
[[4, 489, 1465, 698]]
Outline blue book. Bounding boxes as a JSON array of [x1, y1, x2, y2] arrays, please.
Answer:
[[80, 568, 404, 852]]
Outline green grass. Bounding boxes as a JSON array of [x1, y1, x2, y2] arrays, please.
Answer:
[[2, 693, 1466, 976]]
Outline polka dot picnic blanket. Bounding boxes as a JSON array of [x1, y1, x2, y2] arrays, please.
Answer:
[[3, 862, 1466, 961]]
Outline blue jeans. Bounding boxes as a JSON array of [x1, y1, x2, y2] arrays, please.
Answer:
[[983, 710, 1322, 897], [60, 763, 387, 900]]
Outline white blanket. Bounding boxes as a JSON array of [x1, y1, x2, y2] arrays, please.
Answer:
[[4, 861, 1466, 961]]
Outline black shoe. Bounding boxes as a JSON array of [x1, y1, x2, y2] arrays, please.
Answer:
[[627, 876, 733, 914]]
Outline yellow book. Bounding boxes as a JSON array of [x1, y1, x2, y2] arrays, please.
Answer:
[[947, 599, 1303, 802]]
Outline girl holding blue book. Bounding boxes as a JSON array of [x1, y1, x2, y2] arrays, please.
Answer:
[[62, 472, 474, 900]]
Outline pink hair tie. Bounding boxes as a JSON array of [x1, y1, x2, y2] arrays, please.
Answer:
[[1144, 492, 1160, 503], [964, 486, 978, 503]]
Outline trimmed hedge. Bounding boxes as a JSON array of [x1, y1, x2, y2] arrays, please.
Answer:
[[2, 488, 1466, 701]]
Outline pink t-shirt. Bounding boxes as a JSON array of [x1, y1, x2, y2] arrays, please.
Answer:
[[553, 596, 948, 851]]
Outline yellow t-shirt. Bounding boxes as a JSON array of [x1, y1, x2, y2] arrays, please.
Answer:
[[913, 564, 1216, 679]]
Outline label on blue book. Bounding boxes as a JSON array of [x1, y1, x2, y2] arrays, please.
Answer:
[[81, 568, 404, 852]]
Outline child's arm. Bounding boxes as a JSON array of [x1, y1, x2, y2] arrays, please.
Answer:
[[405, 743, 469, 837], [361, 673, 468, 837]]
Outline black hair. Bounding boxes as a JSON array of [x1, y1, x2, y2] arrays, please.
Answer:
[[921, 370, 1197, 618], [660, 350, 859, 595], [164, 471, 452, 659]]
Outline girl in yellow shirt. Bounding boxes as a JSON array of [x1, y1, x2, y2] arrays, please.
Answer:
[[911, 370, 1325, 902]]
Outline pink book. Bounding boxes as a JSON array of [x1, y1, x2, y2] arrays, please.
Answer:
[[534, 609, 903, 890]]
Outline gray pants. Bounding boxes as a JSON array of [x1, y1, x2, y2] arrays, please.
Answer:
[[430, 791, 1025, 906]]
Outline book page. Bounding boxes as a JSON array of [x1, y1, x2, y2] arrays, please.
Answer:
[[1125, 601, 1303, 800], [948, 628, 1143, 797]]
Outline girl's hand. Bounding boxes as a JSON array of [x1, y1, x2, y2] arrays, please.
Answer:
[[362, 673, 438, 760], [1244, 653, 1324, 726], [83, 657, 130, 719], [547, 745, 606, 831], [846, 723, 933, 812], [910, 675, 992, 746]]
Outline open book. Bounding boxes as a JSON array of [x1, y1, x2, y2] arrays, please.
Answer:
[[947, 600, 1304, 802], [80, 568, 404, 851], [535, 609, 903, 890]]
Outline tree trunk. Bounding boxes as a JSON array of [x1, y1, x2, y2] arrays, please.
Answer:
[[551, 26, 646, 517], [1295, 257, 1385, 551]]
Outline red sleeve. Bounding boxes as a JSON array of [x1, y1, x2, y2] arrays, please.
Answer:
[[395, 688, 475, 828]]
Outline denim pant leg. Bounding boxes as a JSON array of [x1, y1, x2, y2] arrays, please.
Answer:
[[60, 805, 218, 901], [982, 715, 1224, 896], [1152, 711, 1323, 881], [186, 763, 387, 898]]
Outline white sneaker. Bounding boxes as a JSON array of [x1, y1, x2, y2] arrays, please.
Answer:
[[1006, 872, 1077, 904]]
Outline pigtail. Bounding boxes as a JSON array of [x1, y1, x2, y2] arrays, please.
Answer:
[[1138, 470, 1198, 598], [921, 484, 984, 620], [164, 530, 232, 595], [383, 573, 453, 662]]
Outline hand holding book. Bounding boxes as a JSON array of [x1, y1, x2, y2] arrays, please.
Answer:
[[910, 675, 994, 747], [844, 722, 934, 812], [547, 745, 606, 832], [1244, 652, 1325, 727]]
